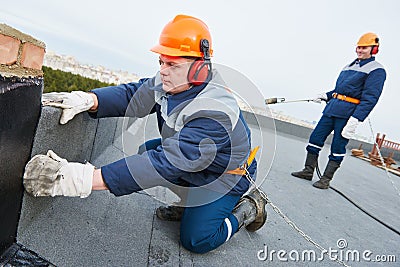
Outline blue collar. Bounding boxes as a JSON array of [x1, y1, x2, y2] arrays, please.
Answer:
[[165, 82, 208, 115], [350, 56, 375, 67]]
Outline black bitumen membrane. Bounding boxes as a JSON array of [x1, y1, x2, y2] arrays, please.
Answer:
[[16, 111, 400, 267], [0, 243, 54, 267], [0, 75, 43, 265]]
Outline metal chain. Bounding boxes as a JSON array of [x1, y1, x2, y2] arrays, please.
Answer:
[[243, 168, 351, 267], [367, 118, 400, 197]]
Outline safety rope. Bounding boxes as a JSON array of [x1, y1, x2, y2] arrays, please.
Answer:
[[242, 168, 351, 267]]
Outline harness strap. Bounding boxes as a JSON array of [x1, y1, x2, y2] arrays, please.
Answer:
[[225, 146, 260, 175], [332, 93, 360, 104]]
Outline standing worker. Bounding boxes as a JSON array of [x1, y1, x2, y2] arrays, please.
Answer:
[[23, 15, 267, 254], [292, 32, 386, 189]]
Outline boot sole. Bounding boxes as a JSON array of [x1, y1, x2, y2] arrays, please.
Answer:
[[291, 172, 313, 181], [312, 183, 329, 189], [246, 212, 267, 232]]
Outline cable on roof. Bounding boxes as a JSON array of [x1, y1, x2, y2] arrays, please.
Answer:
[[316, 161, 400, 236]]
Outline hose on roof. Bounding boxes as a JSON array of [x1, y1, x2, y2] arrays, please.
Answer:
[[316, 161, 400, 236]]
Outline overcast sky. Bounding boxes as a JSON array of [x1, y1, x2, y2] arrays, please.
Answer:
[[1, 0, 399, 142]]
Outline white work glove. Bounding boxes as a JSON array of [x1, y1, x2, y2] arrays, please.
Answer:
[[341, 116, 360, 139], [23, 150, 94, 198], [312, 92, 328, 103], [42, 91, 94, 124]]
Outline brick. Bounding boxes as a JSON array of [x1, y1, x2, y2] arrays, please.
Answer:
[[0, 33, 20, 65], [21, 42, 45, 70]]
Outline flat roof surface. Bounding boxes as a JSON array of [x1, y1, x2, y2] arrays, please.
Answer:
[[18, 119, 400, 267]]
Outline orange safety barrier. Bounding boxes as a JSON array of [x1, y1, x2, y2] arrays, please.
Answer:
[[370, 133, 400, 157]]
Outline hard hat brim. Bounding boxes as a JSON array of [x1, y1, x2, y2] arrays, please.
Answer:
[[357, 43, 377, 47], [150, 44, 203, 57]]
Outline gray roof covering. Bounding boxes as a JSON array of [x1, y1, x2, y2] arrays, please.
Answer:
[[17, 107, 400, 266]]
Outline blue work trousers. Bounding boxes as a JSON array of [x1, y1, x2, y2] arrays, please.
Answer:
[[306, 115, 350, 163], [139, 138, 243, 253]]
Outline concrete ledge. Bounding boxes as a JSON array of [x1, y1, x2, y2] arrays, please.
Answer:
[[242, 110, 399, 161], [242, 110, 332, 143], [32, 106, 98, 162]]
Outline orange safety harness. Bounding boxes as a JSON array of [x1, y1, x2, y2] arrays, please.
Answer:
[[225, 146, 260, 175], [332, 93, 360, 104]]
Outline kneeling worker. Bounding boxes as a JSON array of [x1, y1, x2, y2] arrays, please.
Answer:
[[23, 15, 267, 254]]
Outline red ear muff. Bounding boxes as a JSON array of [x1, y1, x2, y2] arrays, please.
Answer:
[[187, 59, 211, 86], [371, 45, 379, 55]]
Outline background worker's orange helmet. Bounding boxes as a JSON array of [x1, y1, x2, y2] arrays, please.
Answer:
[[357, 32, 379, 46], [151, 15, 213, 58]]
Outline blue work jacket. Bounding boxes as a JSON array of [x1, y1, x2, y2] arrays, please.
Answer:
[[323, 57, 386, 121], [90, 70, 256, 197]]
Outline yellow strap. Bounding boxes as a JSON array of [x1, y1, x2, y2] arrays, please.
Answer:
[[226, 146, 260, 175], [247, 146, 260, 166], [225, 168, 247, 175]]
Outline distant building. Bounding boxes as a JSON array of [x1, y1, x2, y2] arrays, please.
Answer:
[[44, 50, 140, 84]]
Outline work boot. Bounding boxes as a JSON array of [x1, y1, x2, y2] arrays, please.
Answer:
[[156, 205, 184, 221], [291, 152, 318, 180], [313, 160, 340, 189], [156, 181, 189, 221], [233, 189, 267, 232]]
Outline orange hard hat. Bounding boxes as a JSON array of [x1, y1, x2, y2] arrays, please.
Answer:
[[357, 32, 379, 46], [151, 15, 213, 58]]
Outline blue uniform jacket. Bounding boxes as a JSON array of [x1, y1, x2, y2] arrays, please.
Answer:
[[89, 70, 256, 197], [323, 57, 386, 122]]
